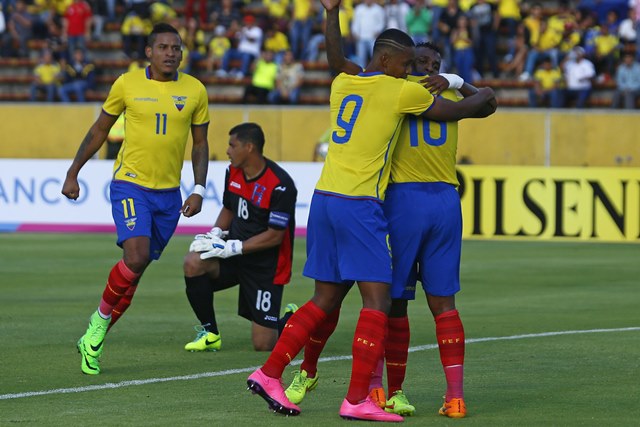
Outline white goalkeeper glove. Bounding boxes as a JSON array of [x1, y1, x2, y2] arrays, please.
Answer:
[[189, 234, 226, 253], [194, 226, 229, 240], [200, 239, 243, 260]]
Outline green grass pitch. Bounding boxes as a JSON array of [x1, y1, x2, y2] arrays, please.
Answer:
[[0, 234, 638, 426]]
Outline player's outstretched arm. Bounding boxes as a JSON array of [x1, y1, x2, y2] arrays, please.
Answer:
[[61, 111, 118, 200], [182, 123, 210, 217], [323, 3, 361, 75], [423, 87, 496, 122]]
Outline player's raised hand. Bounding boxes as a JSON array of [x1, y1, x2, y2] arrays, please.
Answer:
[[320, 0, 341, 11]]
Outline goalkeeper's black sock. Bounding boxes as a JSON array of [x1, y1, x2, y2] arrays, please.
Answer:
[[185, 275, 219, 334]]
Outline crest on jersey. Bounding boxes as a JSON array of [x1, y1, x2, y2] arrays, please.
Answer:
[[172, 95, 187, 111], [125, 217, 137, 231]]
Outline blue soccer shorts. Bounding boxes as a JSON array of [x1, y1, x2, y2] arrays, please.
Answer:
[[383, 182, 462, 299], [303, 191, 392, 285], [110, 180, 182, 260]]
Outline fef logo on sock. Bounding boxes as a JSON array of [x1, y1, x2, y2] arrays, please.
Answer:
[[172, 95, 187, 111], [356, 337, 375, 347]]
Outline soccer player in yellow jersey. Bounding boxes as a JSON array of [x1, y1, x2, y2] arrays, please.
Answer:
[[61, 23, 210, 376], [380, 42, 495, 419], [247, 0, 495, 422]]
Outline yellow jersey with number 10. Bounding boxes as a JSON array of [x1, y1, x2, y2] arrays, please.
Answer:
[[390, 74, 461, 186], [316, 72, 435, 201], [102, 67, 210, 190]]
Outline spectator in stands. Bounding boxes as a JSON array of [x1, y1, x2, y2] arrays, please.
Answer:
[[385, 0, 410, 34], [520, 14, 564, 81], [6, 0, 32, 58], [29, 48, 60, 102], [263, 0, 290, 31], [557, 21, 581, 63], [632, 0, 640, 61], [58, 47, 95, 102], [405, 0, 431, 45], [617, 7, 636, 46], [217, 14, 263, 79], [62, 0, 92, 60], [181, 16, 207, 75], [451, 14, 474, 83], [242, 49, 278, 104], [289, 0, 314, 60], [469, 0, 499, 79], [437, 0, 463, 70], [205, 25, 231, 73], [127, 51, 148, 72], [592, 23, 620, 81], [497, 0, 522, 62], [611, 52, 640, 109], [210, 0, 242, 31], [429, 0, 448, 51], [149, 1, 177, 25], [502, 21, 529, 77], [264, 20, 290, 64], [562, 46, 595, 108], [351, 0, 385, 68], [268, 49, 303, 104], [87, 0, 108, 40], [184, 0, 207, 27], [522, 2, 544, 52], [529, 56, 562, 107], [121, 10, 151, 59]]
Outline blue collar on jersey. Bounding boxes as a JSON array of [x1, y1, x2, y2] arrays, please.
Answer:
[[357, 71, 383, 77], [145, 66, 179, 81]]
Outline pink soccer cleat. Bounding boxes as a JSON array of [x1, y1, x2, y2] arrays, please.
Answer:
[[247, 368, 301, 416], [339, 396, 404, 422]]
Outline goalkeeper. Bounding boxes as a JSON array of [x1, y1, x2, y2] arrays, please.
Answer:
[[183, 122, 298, 352]]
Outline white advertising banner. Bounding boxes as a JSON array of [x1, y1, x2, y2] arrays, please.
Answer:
[[0, 159, 323, 234]]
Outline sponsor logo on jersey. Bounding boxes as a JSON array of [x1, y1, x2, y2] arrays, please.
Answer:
[[172, 95, 187, 111], [264, 315, 278, 322], [274, 186, 286, 191], [133, 97, 158, 102], [125, 172, 137, 178], [230, 181, 241, 189], [125, 217, 137, 231]]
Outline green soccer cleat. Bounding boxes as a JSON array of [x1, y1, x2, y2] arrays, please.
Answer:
[[77, 337, 101, 375], [385, 390, 416, 416], [285, 369, 319, 404], [184, 325, 221, 352], [79, 311, 110, 358]]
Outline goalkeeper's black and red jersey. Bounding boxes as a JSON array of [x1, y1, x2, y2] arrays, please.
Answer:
[[222, 159, 297, 285]]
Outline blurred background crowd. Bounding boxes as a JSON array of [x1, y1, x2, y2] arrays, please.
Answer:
[[1, 0, 639, 108]]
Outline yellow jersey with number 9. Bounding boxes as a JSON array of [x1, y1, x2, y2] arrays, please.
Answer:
[[390, 74, 461, 186], [102, 67, 210, 190], [316, 72, 435, 201]]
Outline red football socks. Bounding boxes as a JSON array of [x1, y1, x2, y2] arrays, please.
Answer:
[[385, 315, 410, 395], [301, 306, 340, 378], [435, 309, 465, 400], [346, 308, 387, 404], [262, 301, 327, 379], [99, 260, 140, 317]]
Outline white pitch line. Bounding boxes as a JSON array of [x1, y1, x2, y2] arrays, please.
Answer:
[[1, 326, 638, 401]]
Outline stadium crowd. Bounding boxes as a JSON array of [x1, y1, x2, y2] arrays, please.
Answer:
[[1, 0, 639, 108]]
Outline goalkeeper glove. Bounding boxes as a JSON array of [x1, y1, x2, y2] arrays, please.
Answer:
[[194, 226, 229, 240], [200, 239, 243, 260], [189, 235, 226, 253]]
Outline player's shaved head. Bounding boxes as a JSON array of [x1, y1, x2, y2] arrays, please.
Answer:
[[373, 29, 415, 55]]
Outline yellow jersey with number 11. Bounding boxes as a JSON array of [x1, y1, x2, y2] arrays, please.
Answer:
[[102, 67, 210, 190], [316, 71, 435, 201]]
